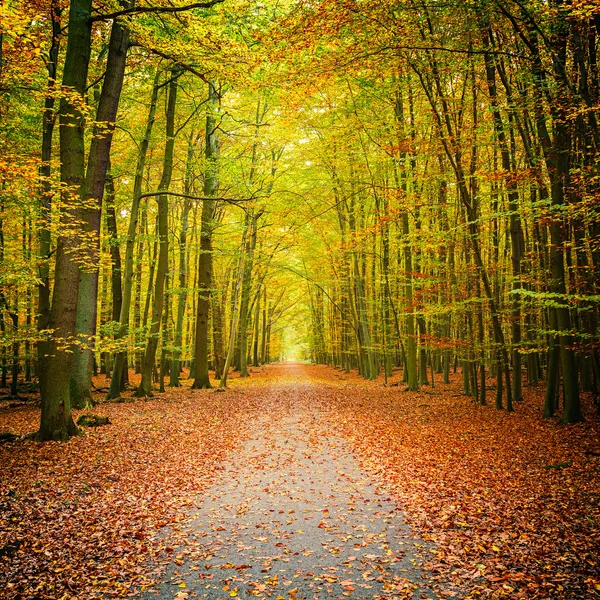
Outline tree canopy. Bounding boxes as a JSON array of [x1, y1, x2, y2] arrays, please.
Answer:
[[0, 0, 599, 429]]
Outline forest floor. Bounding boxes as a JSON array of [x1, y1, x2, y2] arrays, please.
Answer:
[[0, 363, 599, 600]]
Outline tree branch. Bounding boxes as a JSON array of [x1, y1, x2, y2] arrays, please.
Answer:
[[137, 190, 254, 207], [137, 45, 212, 84], [91, 0, 224, 22]]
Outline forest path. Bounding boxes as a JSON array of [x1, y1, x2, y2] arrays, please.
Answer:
[[143, 362, 437, 600]]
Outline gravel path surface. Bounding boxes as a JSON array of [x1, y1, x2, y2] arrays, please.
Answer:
[[143, 363, 438, 599]]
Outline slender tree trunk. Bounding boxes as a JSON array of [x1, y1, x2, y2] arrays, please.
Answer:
[[212, 274, 225, 379], [133, 206, 147, 374], [220, 231, 248, 388], [108, 70, 161, 398], [260, 286, 268, 364], [142, 218, 158, 338], [252, 284, 261, 366], [9, 311, 18, 398], [37, 0, 61, 395], [135, 72, 178, 397], [402, 214, 418, 390], [192, 81, 219, 389], [159, 270, 170, 393], [476, 278, 487, 405], [381, 193, 393, 378], [238, 211, 259, 378], [105, 167, 127, 389], [171, 132, 197, 386]]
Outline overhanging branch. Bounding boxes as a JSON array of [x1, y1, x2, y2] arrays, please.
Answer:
[[91, 0, 225, 22], [137, 190, 254, 207]]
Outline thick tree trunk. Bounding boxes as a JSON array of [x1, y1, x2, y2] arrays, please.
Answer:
[[70, 18, 130, 409], [37, 0, 93, 441], [544, 308, 560, 417]]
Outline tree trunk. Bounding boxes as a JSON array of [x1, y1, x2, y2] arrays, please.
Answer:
[[252, 284, 261, 366], [238, 211, 259, 378], [402, 213, 418, 390], [220, 231, 248, 388], [260, 286, 268, 364], [135, 71, 178, 397], [212, 276, 225, 379], [159, 270, 170, 393], [108, 69, 161, 399], [37, 0, 61, 396], [133, 205, 147, 374], [37, 0, 93, 441], [104, 168, 128, 389], [70, 17, 130, 408], [171, 132, 197, 386], [192, 81, 219, 389]]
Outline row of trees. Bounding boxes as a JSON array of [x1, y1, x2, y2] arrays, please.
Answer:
[[1, 0, 305, 440], [0, 0, 598, 441], [289, 0, 599, 422]]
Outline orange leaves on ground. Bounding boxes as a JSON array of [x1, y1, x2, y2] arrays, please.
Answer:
[[0, 380, 258, 599], [1, 364, 599, 599], [313, 365, 600, 599]]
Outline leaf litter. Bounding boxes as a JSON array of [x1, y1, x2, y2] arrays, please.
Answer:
[[141, 368, 438, 600], [1, 363, 598, 599]]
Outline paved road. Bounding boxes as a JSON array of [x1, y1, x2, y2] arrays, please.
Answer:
[[143, 363, 438, 600]]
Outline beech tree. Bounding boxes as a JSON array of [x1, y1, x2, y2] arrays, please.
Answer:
[[1, 0, 598, 434]]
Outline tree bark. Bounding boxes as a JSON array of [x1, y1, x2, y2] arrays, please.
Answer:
[[70, 17, 130, 408], [135, 71, 178, 397], [37, 0, 93, 441], [37, 0, 61, 396], [192, 81, 219, 389], [171, 132, 197, 386], [108, 69, 161, 399], [220, 230, 248, 388], [238, 211, 259, 377]]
